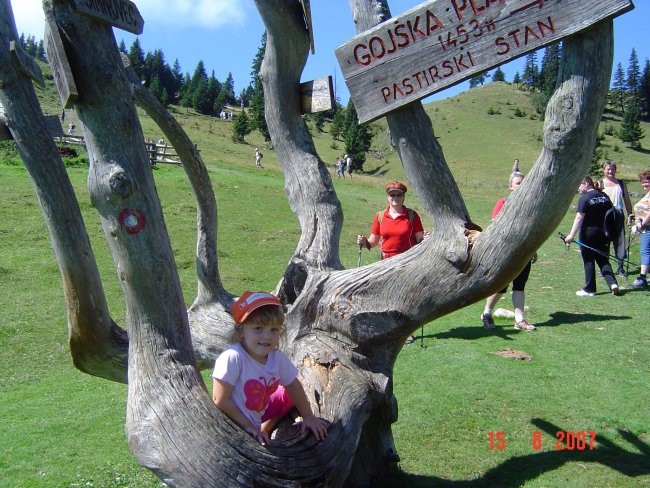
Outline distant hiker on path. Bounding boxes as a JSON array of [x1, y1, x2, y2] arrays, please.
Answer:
[[255, 147, 264, 168]]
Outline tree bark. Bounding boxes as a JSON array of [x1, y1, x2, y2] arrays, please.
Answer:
[[0, 0, 613, 485]]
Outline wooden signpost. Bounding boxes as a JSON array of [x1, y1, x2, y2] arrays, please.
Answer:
[[44, 19, 79, 109], [300, 76, 335, 113], [9, 40, 45, 86], [70, 0, 144, 35], [336, 0, 634, 123]]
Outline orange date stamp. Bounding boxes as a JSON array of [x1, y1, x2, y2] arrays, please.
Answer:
[[488, 430, 597, 451]]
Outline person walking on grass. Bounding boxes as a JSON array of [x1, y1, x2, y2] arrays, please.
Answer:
[[356, 181, 425, 344], [564, 175, 621, 297], [212, 291, 328, 446], [255, 147, 264, 168], [480, 170, 537, 331], [629, 170, 650, 287], [598, 160, 633, 277]]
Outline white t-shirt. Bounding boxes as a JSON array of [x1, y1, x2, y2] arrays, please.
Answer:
[[212, 342, 298, 428]]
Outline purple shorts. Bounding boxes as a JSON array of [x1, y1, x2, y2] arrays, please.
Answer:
[[261, 385, 294, 422]]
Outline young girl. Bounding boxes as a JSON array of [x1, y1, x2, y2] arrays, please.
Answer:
[[212, 291, 329, 446]]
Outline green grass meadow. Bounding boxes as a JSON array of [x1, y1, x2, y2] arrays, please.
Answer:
[[1, 80, 649, 487]]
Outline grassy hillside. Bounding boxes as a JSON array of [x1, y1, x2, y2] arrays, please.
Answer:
[[2, 62, 649, 487]]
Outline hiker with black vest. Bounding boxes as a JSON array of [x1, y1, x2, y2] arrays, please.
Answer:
[[564, 175, 622, 297], [356, 181, 425, 260]]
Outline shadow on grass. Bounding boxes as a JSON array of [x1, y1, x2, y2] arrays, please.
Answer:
[[420, 310, 634, 343], [428, 326, 518, 341], [384, 419, 649, 487], [534, 311, 632, 328]]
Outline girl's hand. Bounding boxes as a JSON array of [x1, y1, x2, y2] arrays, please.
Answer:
[[246, 426, 270, 446], [298, 415, 329, 441]]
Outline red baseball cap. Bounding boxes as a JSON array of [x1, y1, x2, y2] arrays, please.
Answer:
[[231, 291, 283, 323]]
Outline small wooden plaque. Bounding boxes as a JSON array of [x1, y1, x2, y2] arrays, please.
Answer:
[[9, 40, 45, 86], [300, 76, 334, 114], [44, 19, 79, 109]]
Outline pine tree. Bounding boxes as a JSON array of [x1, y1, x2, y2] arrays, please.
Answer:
[[540, 43, 561, 97], [344, 100, 371, 171], [127, 38, 146, 80], [522, 51, 539, 89], [640, 59, 650, 120], [330, 104, 346, 141], [492, 67, 506, 82], [610, 62, 627, 115], [619, 100, 645, 148], [222, 73, 236, 106], [469, 72, 486, 88], [231, 110, 251, 143], [248, 33, 269, 141], [626, 48, 641, 95]]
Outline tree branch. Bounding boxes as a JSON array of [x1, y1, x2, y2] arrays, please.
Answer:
[[0, 0, 128, 383]]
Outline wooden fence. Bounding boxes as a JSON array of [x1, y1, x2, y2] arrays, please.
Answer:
[[53, 135, 181, 166]]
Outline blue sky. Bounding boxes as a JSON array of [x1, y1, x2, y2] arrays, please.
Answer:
[[9, 0, 648, 105]]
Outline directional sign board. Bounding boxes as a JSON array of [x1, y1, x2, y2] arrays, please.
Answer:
[[336, 0, 634, 123], [71, 0, 144, 35]]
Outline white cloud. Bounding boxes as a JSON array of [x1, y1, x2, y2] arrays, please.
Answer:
[[9, 0, 45, 38], [117, 0, 248, 29], [8, 0, 248, 37]]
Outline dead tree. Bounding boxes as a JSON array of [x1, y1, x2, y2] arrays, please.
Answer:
[[0, 0, 613, 485]]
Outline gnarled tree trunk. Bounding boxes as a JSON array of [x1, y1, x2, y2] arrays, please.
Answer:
[[0, 0, 612, 485]]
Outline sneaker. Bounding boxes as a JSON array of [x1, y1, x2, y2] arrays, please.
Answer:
[[631, 276, 647, 288], [514, 319, 536, 331], [481, 314, 496, 330], [610, 284, 621, 296], [576, 289, 595, 297], [405, 335, 415, 345], [617, 268, 627, 278]]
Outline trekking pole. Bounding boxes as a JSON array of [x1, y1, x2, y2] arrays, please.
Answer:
[[558, 232, 638, 267], [625, 225, 634, 276], [357, 244, 362, 267]]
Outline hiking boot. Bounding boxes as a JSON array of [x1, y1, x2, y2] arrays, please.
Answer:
[[610, 284, 621, 296], [631, 276, 647, 287], [576, 289, 595, 297], [481, 314, 496, 330], [514, 319, 536, 331]]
